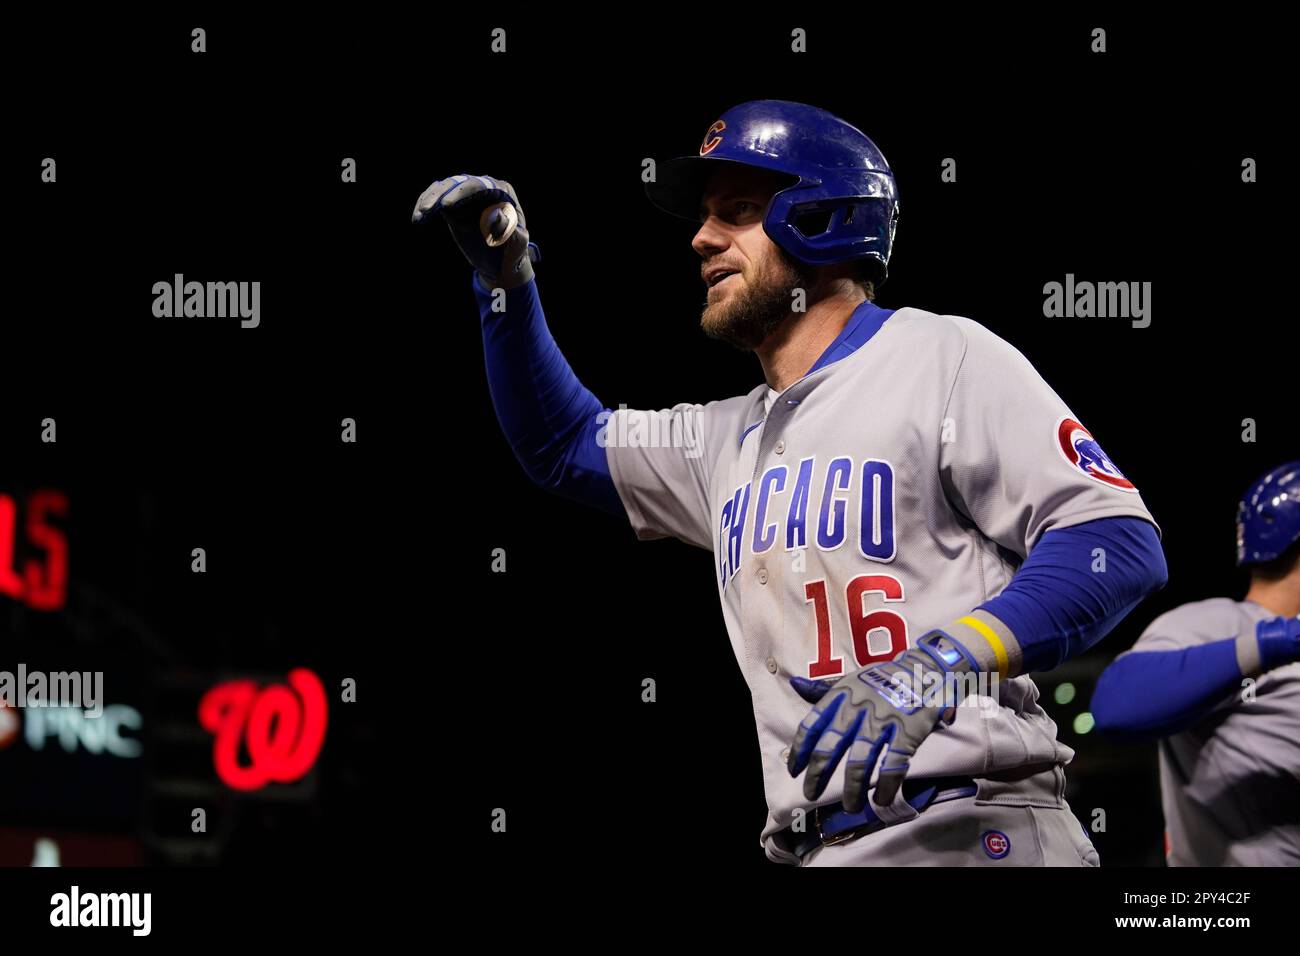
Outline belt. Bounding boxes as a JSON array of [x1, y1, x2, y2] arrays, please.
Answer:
[[774, 775, 979, 862]]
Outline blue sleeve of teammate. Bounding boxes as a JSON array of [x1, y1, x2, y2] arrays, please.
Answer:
[[977, 516, 1167, 673], [473, 275, 624, 517], [1088, 640, 1242, 743]]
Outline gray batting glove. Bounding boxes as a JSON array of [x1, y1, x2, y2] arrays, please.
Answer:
[[788, 629, 978, 813], [411, 174, 539, 289]]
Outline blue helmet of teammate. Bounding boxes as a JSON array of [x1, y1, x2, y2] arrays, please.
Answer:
[[1236, 461, 1300, 566], [645, 100, 900, 284]]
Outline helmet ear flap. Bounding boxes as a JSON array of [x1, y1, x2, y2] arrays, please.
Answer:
[[774, 195, 894, 285]]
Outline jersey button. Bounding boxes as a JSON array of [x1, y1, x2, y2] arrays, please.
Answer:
[[757, 567, 769, 585], [766, 656, 778, 674], [774, 440, 786, 455], [781, 747, 791, 762]]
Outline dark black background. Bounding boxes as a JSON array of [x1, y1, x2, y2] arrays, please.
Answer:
[[0, 5, 1291, 895]]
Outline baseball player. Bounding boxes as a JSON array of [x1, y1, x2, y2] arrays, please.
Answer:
[[1092, 462, 1300, 865], [414, 100, 1168, 865]]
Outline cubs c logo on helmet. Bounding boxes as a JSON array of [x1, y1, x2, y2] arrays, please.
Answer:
[[1055, 417, 1137, 491], [700, 120, 726, 156]]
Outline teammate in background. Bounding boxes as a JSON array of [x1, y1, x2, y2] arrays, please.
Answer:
[[415, 101, 1168, 865], [1092, 462, 1300, 865]]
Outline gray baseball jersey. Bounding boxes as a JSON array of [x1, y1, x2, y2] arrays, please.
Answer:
[[1125, 598, 1300, 866], [604, 306, 1158, 861]]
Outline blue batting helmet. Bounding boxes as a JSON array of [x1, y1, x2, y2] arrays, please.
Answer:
[[645, 100, 900, 283], [1236, 461, 1300, 566]]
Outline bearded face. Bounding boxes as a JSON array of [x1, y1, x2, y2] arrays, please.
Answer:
[[699, 244, 812, 351], [693, 165, 814, 351]]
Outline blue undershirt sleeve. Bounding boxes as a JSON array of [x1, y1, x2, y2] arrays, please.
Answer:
[[474, 275, 623, 517], [1089, 639, 1242, 743], [977, 516, 1167, 673]]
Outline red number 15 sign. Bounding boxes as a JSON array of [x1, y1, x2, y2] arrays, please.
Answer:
[[0, 490, 69, 611]]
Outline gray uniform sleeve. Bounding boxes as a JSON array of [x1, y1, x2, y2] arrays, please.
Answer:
[[1132, 610, 1220, 653], [938, 317, 1156, 559], [603, 403, 713, 550]]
